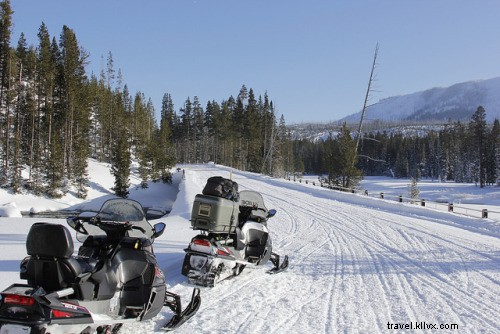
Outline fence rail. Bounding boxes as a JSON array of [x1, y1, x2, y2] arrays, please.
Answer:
[[290, 177, 500, 222]]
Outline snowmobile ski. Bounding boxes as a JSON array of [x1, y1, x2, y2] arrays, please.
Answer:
[[163, 288, 201, 331], [267, 253, 289, 274]]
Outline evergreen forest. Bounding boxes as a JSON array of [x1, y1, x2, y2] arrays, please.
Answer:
[[0, 0, 498, 201], [0, 1, 291, 198], [295, 107, 500, 189]]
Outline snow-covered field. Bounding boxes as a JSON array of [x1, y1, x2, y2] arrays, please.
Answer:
[[302, 174, 500, 221], [1, 161, 499, 333]]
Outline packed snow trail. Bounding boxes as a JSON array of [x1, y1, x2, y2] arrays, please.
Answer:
[[133, 164, 499, 334], [1, 164, 497, 333], [162, 166, 500, 333]]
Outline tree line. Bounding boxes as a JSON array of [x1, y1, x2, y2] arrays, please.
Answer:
[[2, 0, 497, 200], [162, 85, 293, 177], [295, 106, 500, 189], [0, 1, 173, 198], [0, 1, 292, 198]]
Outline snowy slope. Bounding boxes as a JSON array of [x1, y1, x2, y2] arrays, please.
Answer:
[[1, 164, 499, 333], [341, 76, 500, 123]]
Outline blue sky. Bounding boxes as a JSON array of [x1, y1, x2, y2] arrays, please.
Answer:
[[10, 0, 500, 124]]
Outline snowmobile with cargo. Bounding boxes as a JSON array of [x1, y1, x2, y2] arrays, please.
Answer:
[[182, 176, 289, 287], [0, 198, 200, 334]]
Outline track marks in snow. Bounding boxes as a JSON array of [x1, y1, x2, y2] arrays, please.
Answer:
[[262, 180, 498, 332], [161, 166, 500, 334]]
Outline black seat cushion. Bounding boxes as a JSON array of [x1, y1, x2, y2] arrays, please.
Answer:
[[26, 222, 74, 258], [24, 223, 94, 296]]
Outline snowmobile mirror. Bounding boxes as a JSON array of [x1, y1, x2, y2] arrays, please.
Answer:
[[152, 222, 166, 239], [66, 217, 89, 235], [67, 217, 77, 229], [267, 209, 277, 218]]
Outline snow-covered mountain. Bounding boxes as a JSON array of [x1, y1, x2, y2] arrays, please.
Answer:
[[342, 77, 500, 123]]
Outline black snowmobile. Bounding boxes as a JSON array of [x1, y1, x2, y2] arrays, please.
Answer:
[[182, 176, 288, 287], [0, 198, 200, 334]]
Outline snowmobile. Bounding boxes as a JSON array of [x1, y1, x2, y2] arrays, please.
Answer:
[[182, 176, 288, 287], [0, 198, 200, 334]]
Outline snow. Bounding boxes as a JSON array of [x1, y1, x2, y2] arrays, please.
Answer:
[[341, 76, 500, 122], [0, 203, 22, 218], [1, 161, 499, 333]]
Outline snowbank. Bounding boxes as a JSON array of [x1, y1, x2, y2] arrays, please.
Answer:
[[0, 202, 22, 218]]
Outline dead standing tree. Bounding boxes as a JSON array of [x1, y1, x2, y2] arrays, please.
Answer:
[[353, 43, 379, 167]]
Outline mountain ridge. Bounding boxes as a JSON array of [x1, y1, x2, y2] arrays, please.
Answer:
[[340, 76, 500, 123]]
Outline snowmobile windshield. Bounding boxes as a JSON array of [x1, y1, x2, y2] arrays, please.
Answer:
[[78, 198, 154, 241], [239, 190, 268, 211], [239, 190, 268, 222], [96, 198, 146, 222]]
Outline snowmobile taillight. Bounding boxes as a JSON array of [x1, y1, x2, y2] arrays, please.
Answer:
[[193, 239, 211, 247], [51, 309, 75, 318], [217, 247, 231, 256], [155, 265, 165, 278], [3, 294, 35, 306]]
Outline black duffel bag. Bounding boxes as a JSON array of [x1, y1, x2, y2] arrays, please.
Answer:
[[202, 176, 239, 201]]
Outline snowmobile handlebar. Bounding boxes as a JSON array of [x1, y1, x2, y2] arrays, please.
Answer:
[[67, 216, 147, 236]]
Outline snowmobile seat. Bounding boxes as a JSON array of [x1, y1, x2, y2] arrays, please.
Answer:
[[23, 222, 95, 300], [247, 209, 268, 223], [238, 205, 268, 225], [78, 235, 108, 263]]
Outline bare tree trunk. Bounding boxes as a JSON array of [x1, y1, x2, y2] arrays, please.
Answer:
[[353, 43, 379, 166], [3, 58, 12, 176]]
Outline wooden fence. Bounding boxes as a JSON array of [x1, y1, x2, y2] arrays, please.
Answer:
[[288, 177, 500, 222]]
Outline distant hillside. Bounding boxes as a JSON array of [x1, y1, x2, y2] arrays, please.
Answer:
[[288, 121, 446, 142], [341, 77, 500, 123]]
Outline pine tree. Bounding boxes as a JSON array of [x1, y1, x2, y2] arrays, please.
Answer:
[[244, 88, 262, 171], [408, 177, 420, 203], [179, 97, 193, 162], [323, 123, 363, 189], [46, 129, 64, 197], [157, 117, 174, 183], [58, 26, 90, 194], [0, 0, 13, 184], [233, 96, 245, 169], [111, 132, 131, 198], [274, 114, 288, 177], [218, 98, 235, 166], [131, 93, 151, 188], [488, 119, 500, 185], [11, 33, 31, 193], [469, 106, 487, 187], [161, 93, 176, 138], [192, 96, 204, 162], [36, 24, 57, 194]]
